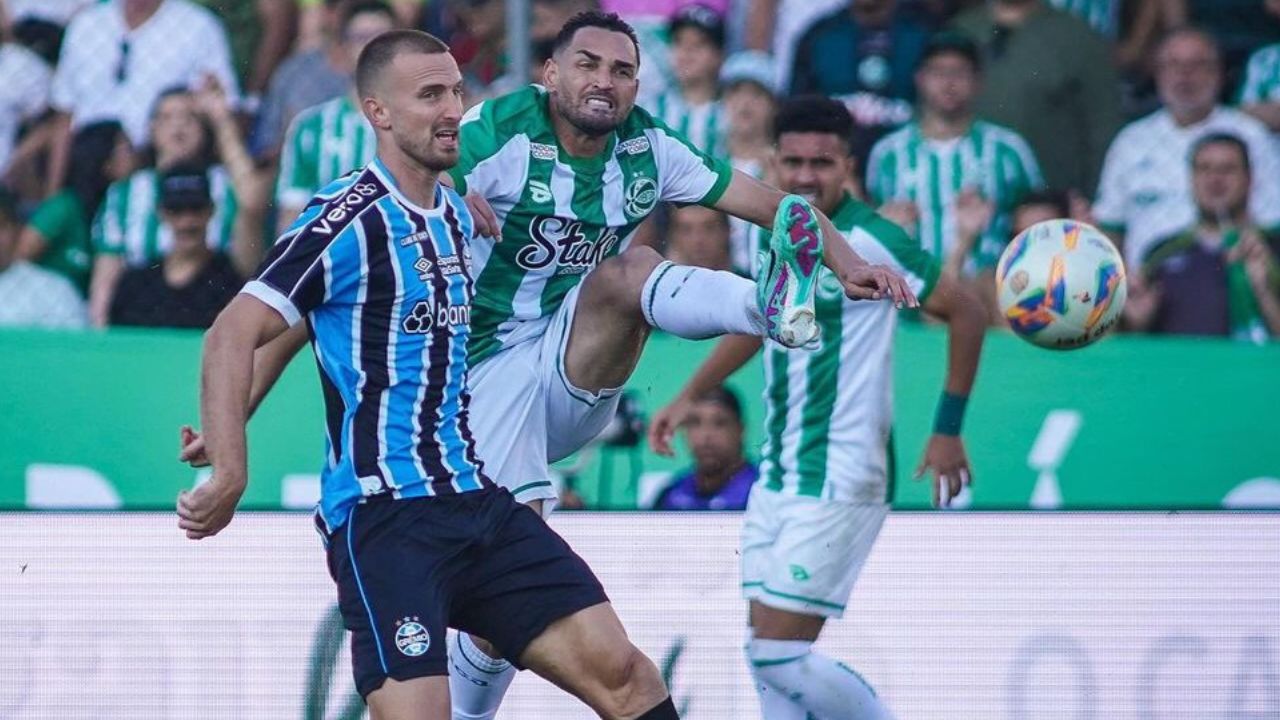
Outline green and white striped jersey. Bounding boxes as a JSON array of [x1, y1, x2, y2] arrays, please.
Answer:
[[92, 166, 238, 267], [1047, 0, 1118, 38], [1240, 44, 1280, 105], [867, 120, 1042, 274], [648, 89, 729, 159], [276, 94, 376, 209], [752, 194, 939, 502], [450, 85, 733, 365]]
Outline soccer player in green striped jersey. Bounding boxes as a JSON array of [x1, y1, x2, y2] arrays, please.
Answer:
[[867, 34, 1043, 278], [651, 96, 988, 720]]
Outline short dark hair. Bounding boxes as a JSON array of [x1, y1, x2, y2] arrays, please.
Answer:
[[1014, 190, 1071, 219], [918, 32, 981, 73], [342, 1, 396, 35], [772, 95, 854, 146], [552, 10, 640, 65], [355, 29, 451, 98], [1192, 132, 1251, 173], [692, 385, 744, 424]]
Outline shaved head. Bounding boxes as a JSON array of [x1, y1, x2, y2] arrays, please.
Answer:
[[355, 29, 451, 99]]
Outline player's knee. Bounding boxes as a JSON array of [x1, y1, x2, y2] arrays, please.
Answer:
[[586, 246, 664, 311], [591, 643, 667, 717]]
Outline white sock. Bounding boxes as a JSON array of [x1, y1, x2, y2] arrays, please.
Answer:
[[746, 630, 809, 720], [640, 261, 765, 338], [448, 632, 517, 720], [747, 638, 892, 720]]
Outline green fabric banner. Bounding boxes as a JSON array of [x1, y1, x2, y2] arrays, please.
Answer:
[[1, 327, 1277, 510]]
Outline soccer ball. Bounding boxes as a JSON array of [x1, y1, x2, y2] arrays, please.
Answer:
[[995, 219, 1127, 350]]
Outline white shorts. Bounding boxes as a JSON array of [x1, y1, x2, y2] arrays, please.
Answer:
[[741, 483, 889, 619], [466, 283, 622, 510]]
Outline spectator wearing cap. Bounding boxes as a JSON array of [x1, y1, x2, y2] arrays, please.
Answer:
[[108, 165, 247, 328], [16, 121, 135, 295], [721, 50, 776, 275], [274, 2, 394, 230], [868, 33, 1043, 286], [0, 188, 88, 329], [789, 0, 927, 176], [45, 0, 240, 197], [649, 3, 729, 158], [652, 386, 758, 511], [951, 0, 1121, 200], [1238, 0, 1280, 134], [89, 80, 266, 327], [1124, 133, 1280, 342], [1094, 28, 1280, 268]]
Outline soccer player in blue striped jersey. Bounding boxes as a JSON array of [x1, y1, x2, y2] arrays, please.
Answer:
[[177, 30, 684, 720]]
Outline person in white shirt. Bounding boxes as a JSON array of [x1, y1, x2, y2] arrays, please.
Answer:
[[0, 40, 51, 178], [1093, 27, 1280, 268], [0, 189, 87, 329], [44, 0, 239, 196]]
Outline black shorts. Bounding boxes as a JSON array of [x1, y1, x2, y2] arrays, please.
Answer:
[[324, 486, 608, 698]]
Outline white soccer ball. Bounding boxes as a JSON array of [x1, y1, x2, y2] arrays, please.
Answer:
[[995, 219, 1128, 350]]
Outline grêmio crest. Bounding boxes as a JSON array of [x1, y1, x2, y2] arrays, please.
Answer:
[[517, 216, 620, 274]]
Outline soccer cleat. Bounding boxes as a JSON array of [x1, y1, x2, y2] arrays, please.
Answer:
[[756, 194, 824, 348]]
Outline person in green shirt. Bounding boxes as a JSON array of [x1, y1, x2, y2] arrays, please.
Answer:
[[16, 120, 134, 295]]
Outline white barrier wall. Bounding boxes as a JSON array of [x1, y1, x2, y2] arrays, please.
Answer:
[[2, 513, 1278, 719]]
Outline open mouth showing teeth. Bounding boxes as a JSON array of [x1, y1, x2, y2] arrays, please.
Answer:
[[585, 97, 614, 110], [434, 130, 458, 141]]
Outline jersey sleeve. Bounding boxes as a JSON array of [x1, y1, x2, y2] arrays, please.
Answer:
[[29, 193, 74, 244], [240, 210, 355, 326], [852, 214, 941, 304], [1239, 47, 1279, 104], [275, 111, 321, 209], [448, 100, 528, 202], [648, 122, 734, 207]]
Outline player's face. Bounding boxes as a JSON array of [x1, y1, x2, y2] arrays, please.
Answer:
[[667, 205, 730, 270], [917, 53, 977, 118], [546, 27, 639, 136], [1192, 142, 1251, 220], [671, 27, 722, 87], [151, 94, 205, 165], [685, 401, 744, 477], [1156, 35, 1221, 118], [370, 52, 465, 172], [723, 83, 774, 138], [773, 132, 854, 217]]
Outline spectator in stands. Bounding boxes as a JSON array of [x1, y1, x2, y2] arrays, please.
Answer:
[[721, 50, 776, 275], [868, 33, 1043, 284], [193, 1, 297, 106], [1094, 28, 1280, 268], [650, 4, 728, 158], [653, 386, 758, 511], [1187, 0, 1280, 90], [451, 0, 508, 99], [0, 188, 88, 328], [296, 0, 418, 50], [109, 165, 247, 328], [0, 31, 51, 184], [744, 0, 849, 94], [1238, 0, 1280, 134], [1124, 133, 1280, 342], [89, 80, 265, 326], [45, 0, 240, 197], [789, 0, 927, 171], [16, 121, 135, 295], [951, 0, 1122, 199], [274, 1, 394, 230], [257, 1, 393, 158], [666, 204, 731, 271]]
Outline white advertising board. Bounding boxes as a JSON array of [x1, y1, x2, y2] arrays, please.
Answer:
[[1, 513, 1277, 719]]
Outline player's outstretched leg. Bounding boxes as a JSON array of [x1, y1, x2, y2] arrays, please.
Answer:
[[747, 603, 892, 720], [519, 603, 679, 719]]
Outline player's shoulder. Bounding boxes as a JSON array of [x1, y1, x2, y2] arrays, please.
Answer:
[[462, 85, 550, 135], [285, 167, 389, 242]]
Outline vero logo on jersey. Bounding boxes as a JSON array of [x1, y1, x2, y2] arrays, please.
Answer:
[[313, 182, 379, 236], [519, 217, 620, 274]]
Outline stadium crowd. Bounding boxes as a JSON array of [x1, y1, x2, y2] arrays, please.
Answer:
[[1, 0, 1279, 339]]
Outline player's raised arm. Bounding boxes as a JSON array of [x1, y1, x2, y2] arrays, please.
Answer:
[[177, 294, 292, 539], [712, 170, 918, 307], [915, 273, 987, 507], [649, 334, 763, 456]]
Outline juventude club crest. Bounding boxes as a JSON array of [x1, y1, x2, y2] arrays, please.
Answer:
[[623, 176, 657, 219]]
